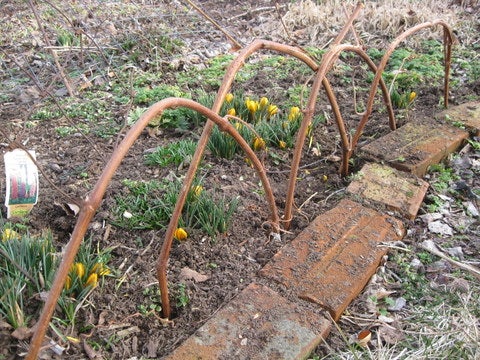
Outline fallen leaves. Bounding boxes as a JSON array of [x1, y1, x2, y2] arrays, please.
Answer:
[[179, 267, 209, 283]]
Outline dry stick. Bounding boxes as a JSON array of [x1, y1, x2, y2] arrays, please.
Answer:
[[227, 5, 283, 22], [282, 2, 366, 229], [27, 0, 76, 97], [271, 5, 368, 230], [331, 2, 364, 47], [276, 2, 293, 41], [41, 0, 110, 66], [342, 3, 362, 47], [1, 49, 105, 162], [183, 0, 243, 51], [114, 68, 136, 150], [420, 240, 480, 280], [26, 97, 278, 359]]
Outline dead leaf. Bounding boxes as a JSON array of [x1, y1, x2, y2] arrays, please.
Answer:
[[117, 326, 140, 338], [378, 314, 395, 323], [65, 202, 80, 216], [0, 319, 12, 330], [326, 154, 342, 162], [83, 338, 103, 359], [11, 326, 34, 340], [374, 288, 396, 300], [387, 297, 407, 312], [147, 339, 159, 358], [311, 147, 321, 156], [179, 267, 209, 282], [378, 324, 405, 345]]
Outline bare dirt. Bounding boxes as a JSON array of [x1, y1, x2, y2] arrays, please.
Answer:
[[0, 1, 479, 359]]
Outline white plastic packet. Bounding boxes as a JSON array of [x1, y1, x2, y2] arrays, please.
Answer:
[[4, 149, 39, 218]]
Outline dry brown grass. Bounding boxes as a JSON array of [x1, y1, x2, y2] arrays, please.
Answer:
[[279, 0, 478, 47]]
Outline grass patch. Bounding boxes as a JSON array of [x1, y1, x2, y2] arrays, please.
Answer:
[[144, 140, 197, 168], [114, 178, 238, 236]]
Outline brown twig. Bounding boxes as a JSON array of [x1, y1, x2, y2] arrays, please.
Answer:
[[114, 67, 136, 150], [420, 240, 480, 280], [183, 0, 243, 51], [276, 2, 293, 41], [0, 49, 105, 163], [41, 0, 110, 66], [350, 20, 454, 152], [27, 0, 76, 97]]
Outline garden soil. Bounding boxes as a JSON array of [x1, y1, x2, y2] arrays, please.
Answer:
[[0, 1, 479, 358]]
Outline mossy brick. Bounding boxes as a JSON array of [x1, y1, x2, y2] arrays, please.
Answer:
[[165, 283, 331, 360], [436, 101, 480, 135], [346, 163, 429, 220], [360, 119, 469, 176], [259, 199, 404, 321]]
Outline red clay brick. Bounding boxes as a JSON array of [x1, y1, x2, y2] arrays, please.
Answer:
[[437, 101, 480, 135], [346, 163, 429, 220], [259, 199, 404, 321], [360, 119, 469, 176], [165, 283, 331, 360]]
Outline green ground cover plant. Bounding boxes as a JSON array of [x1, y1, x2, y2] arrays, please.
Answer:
[[144, 140, 197, 168]]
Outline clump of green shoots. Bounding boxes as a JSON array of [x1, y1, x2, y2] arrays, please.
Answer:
[[0, 226, 56, 329], [207, 92, 311, 159], [114, 177, 238, 237], [144, 140, 197, 168], [0, 225, 112, 332], [57, 237, 112, 328]]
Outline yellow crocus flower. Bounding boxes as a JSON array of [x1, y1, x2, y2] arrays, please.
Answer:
[[99, 267, 111, 276], [227, 108, 236, 116], [259, 97, 269, 109], [225, 93, 234, 103], [267, 104, 278, 117], [192, 185, 203, 197], [91, 263, 111, 276], [409, 91, 417, 103], [85, 273, 98, 288], [1, 228, 19, 241], [279, 140, 287, 149], [174, 228, 188, 241], [253, 137, 266, 151], [288, 106, 300, 121], [73, 262, 85, 279], [64, 275, 72, 290], [246, 100, 259, 113]]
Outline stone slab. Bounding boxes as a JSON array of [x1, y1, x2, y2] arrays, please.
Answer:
[[259, 199, 404, 321], [436, 101, 480, 135], [360, 119, 469, 176], [165, 283, 331, 360], [346, 163, 429, 220]]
